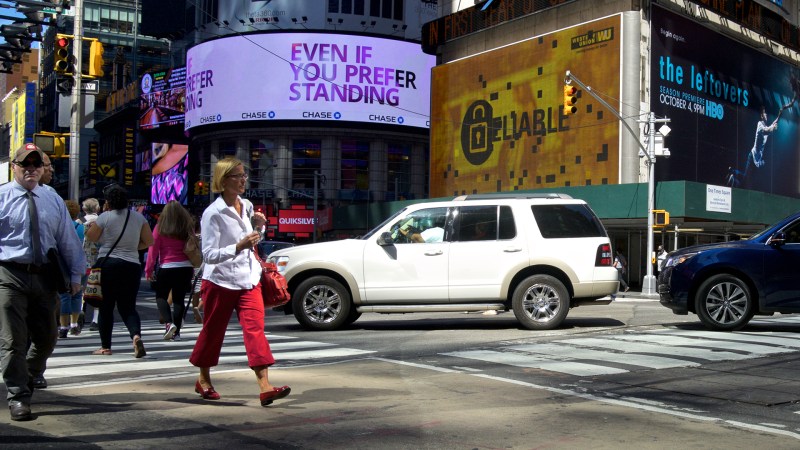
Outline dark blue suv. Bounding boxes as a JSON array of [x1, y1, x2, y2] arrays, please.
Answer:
[[658, 211, 800, 331]]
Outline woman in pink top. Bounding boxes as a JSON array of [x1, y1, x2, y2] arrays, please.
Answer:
[[145, 201, 196, 341]]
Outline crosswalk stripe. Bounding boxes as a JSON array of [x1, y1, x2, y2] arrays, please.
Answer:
[[608, 333, 790, 355], [562, 337, 751, 361], [658, 329, 800, 349], [442, 350, 629, 376], [442, 326, 800, 376], [34, 320, 374, 381], [507, 343, 699, 370]]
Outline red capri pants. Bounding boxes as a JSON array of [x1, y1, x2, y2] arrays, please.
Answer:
[[189, 279, 275, 368]]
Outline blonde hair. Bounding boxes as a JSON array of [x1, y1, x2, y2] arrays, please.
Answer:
[[82, 198, 100, 214], [156, 200, 194, 239], [211, 156, 244, 193]]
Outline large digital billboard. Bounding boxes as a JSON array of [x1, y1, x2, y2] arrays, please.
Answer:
[[140, 67, 186, 130], [150, 143, 189, 205], [429, 15, 622, 197], [185, 33, 435, 130], [651, 6, 800, 198]]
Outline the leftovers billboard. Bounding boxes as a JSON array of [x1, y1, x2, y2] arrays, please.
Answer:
[[651, 6, 800, 197]]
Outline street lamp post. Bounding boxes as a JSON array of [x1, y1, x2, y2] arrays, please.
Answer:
[[640, 113, 671, 296], [565, 70, 669, 296]]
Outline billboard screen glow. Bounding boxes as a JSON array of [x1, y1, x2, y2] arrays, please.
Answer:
[[185, 33, 435, 129], [429, 15, 622, 197]]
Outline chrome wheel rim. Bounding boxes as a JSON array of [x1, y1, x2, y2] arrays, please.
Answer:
[[705, 282, 748, 325], [521, 284, 561, 323], [302, 284, 342, 324]]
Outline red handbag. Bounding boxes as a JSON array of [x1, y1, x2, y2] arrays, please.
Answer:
[[255, 252, 291, 308]]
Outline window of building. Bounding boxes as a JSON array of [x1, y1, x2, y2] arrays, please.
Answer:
[[387, 142, 410, 200], [341, 140, 369, 190], [366, 0, 402, 19], [329, 0, 366, 14], [250, 139, 276, 190], [292, 139, 321, 190]]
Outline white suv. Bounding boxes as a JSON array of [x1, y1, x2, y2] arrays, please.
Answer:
[[269, 193, 619, 330]]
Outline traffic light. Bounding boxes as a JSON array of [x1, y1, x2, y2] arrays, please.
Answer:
[[88, 40, 104, 77], [563, 84, 578, 115], [193, 181, 202, 195], [201, 181, 209, 195], [34, 133, 67, 157], [653, 210, 670, 227], [54, 34, 74, 75]]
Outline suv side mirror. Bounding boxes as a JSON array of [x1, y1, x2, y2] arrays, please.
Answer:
[[769, 231, 786, 247], [377, 232, 394, 246]]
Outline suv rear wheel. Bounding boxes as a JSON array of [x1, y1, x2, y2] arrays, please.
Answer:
[[512, 274, 569, 330], [695, 274, 754, 331], [293, 276, 352, 331]]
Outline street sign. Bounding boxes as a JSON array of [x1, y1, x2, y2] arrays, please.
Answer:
[[81, 79, 99, 94]]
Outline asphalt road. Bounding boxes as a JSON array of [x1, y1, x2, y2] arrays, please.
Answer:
[[3, 282, 800, 448]]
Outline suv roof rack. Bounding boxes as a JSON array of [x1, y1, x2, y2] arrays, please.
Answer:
[[453, 193, 573, 201]]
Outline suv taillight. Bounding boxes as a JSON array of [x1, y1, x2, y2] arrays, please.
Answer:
[[596, 244, 612, 266]]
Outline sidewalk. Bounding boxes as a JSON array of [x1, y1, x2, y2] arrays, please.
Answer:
[[608, 290, 660, 302]]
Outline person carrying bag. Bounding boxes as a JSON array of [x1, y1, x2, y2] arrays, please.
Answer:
[[84, 185, 154, 358], [84, 210, 130, 307]]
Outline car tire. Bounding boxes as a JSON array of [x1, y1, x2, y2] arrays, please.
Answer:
[[695, 274, 754, 331], [344, 307, 362, 325], [292, 276, 352, 331], [512, 274, 570, 330]]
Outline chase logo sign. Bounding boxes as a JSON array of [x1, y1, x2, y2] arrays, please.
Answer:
[[571, 28, 614, 50]]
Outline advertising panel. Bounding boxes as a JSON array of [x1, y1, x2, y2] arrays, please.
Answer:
[[651, 6, 800, 197], [185, 33, 434, 130], [278, 209, 315, 234], [150, 143, 189, 205], [140, 67, 186, 130], [429, 15, 622, 197]]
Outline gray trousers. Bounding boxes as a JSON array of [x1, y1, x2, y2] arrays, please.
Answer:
[[0, 266, 58, 403]]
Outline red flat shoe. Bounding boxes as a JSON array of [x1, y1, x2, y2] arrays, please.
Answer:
[[260, 385, 291, 406], [195, 380, 220, 400]]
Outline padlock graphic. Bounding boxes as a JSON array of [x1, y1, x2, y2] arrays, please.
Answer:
[[460, 100, 494, 165]]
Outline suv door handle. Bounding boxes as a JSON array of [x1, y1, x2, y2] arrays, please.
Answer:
[[424, 250, 444, 256], [503, 247, 523, 253]]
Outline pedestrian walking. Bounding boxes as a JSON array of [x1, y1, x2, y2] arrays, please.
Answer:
[[58, 200, 85, 338], [81, 198, 101, 331], [84, 185, 153, 357], [145, 200, 196, 341], [656, 245, 668, 276], [189, 156, 290, 407], [0, 143, 85, 421], [614, 250, 630, 292]]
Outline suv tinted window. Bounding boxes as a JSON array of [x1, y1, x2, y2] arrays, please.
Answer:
[[456, 206, 497, 241], [498, 205, 516, 239], [455, 205, 516, 241], [532, 204, 607, 238]]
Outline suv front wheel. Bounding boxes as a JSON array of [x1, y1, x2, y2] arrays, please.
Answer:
[[512, 275, 570, 330], [695, 274, 754, 331], [293, 276, 352, 331]]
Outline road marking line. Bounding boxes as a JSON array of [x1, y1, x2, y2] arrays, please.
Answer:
[[472, 373, 800, 441]]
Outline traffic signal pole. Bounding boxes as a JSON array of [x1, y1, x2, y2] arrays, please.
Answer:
[[565, 70, 669, 295], [68, 0, 82, 201]]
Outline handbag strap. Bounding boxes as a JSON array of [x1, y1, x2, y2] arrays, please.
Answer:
[[98, 209, 131, 268]]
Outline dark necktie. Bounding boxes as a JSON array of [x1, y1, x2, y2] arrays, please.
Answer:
[[27, 191, 42, 265]]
